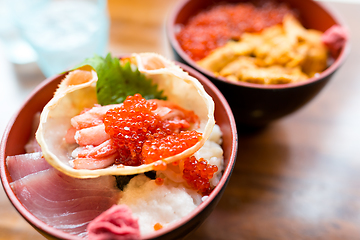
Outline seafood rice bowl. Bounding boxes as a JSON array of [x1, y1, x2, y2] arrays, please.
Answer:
[[1, 52, 237, 239]]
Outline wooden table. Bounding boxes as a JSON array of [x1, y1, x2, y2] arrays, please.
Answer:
[[1, 1, 360, 239]]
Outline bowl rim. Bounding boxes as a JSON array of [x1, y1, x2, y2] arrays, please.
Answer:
[[167, 0, 351, 90], [0, 61, 238, 239]]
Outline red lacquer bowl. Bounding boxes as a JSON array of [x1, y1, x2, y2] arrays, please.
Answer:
[[167, 0, 350, 126], [0, 61, 238, 239]]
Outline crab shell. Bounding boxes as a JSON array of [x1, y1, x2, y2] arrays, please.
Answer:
[[36, 53, 215, 178]]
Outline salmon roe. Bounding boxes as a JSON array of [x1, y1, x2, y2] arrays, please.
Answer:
[[104, 94, 200, 166], [155, 177, 164, 185], [182, 156, 218, 196], [154, 223, 163, 231], [142, 131, 201, 164], [176, 1, 297, 61]]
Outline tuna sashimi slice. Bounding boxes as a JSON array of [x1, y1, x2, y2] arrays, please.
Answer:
[[10, 168, 120, 237], [6, 152, 51, 181]]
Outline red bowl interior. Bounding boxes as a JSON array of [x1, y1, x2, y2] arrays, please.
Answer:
[[167, 0, 350, 90], [0, 62, 238, 239]]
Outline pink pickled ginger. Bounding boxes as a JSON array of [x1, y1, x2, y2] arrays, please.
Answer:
[[87, 204, 140, 240], [322, 25, 348, 57]]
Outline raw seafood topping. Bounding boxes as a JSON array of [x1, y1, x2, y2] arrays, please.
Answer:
[[182, 156, 218, 195], [176, 1, 297, 61], [104, 94, 160, 166], [154, 223, 163, 231], [196, 14, 328, 84], [154, 177, 164, 185], [72, 93, 201, 168], [36, 53, 215, 177], [142, 131, 202, 164]]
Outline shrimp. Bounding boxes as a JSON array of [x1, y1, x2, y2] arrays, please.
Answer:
[[77, 140, 117, 158], [73, 153, 118, 170], [74, 124, 110, 146], [149, 99, 199, 123], [71, 104, 121, 129], [150, 99, 199, 132]]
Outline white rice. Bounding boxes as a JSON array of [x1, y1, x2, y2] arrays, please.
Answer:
[[118, 174, 199, 235]]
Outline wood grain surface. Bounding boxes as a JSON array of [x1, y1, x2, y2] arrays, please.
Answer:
[[1, 1, 360, 239]]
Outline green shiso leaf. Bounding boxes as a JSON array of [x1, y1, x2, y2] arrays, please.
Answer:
[[73, 53, 167, 105]]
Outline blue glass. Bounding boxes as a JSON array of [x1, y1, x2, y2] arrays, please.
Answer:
[[0, 0, 37, 64], [10, 0, 109, 77]]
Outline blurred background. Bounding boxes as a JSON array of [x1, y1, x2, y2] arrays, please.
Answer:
[[1, 0, 360, 239], [1, 0, 359, 134]]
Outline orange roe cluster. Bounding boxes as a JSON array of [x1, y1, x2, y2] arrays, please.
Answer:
[[182, 156, 218, 196], [104, 94, 200, 166], [142, 131, 201, 164], [104, 94, 159, 166], [176, 1, 297, 61]]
